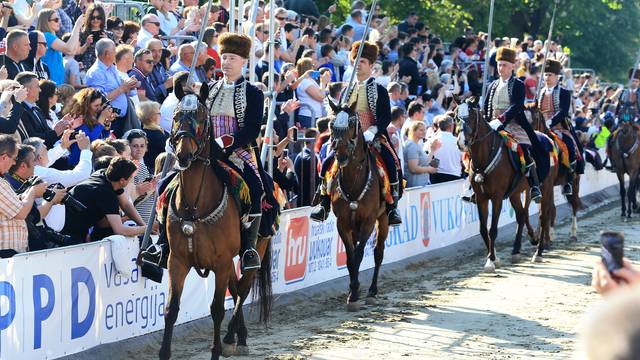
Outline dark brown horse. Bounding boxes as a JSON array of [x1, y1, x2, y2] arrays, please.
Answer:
[[607, 120, 640, 217], [328, 100, 389, 311], [456, 98, 555, 269], [525, 104, 582, 243], [159, 89, 271, 360]]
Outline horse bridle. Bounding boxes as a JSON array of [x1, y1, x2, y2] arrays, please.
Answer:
[[331, 110, 361, 154], [457, 104, 493, 147], [170, 94, 211, 166]]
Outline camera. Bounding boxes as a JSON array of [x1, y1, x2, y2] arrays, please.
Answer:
[[19, 177, 87, 212], [43, 226, 72, 247]]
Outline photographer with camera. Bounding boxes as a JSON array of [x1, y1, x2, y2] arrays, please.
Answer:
[[4, 143, 66, 252], [61, 156, 146, 244], [24, 134, 92, 232]]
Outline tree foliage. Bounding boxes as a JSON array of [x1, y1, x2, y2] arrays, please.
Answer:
[[315, 0, 640, 82]]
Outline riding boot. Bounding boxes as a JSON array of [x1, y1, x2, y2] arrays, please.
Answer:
[[310, 183, 331, 222], [562, 166, 574, 196], [157, 225, 170, 269], [241, 215, 261, 273], [527, 163, 542, 203], [387, 182, 402, 226]]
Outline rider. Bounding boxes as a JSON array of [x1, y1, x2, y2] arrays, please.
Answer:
[[616, 68, 640, 123], [310, 40, 403, 225], [538, 59, 582, 195], [469, 46, 543, 202], [206, 33, 264, 272]]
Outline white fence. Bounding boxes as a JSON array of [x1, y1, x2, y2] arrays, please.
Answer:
[[0, 166, 618, 359]]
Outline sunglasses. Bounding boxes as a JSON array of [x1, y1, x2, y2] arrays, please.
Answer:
[[113, 26, 124, 31], [145, 60, 154, 64], [49, 17, 60, 23], [150, 21, 160, 26], [276, 16, 286, 21], [38, 41, 47, 46], [90, 16, 103, 21]]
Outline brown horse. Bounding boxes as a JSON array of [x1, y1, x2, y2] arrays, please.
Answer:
[[159, 89, 271, 360], [328, 100, 389, 311], [607, 120, 640, 217], [524, 104, 582, 244], [456, 98, 555, 270]]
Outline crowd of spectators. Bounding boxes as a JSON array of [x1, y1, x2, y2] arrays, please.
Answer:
[[0, 0, 624, 257]]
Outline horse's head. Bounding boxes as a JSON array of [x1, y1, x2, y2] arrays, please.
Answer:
[[170, 84, 211, 170], [328, 99, 360, 167], [619, 118, 634, 135], [524, 102, 547, 131], [455, 96, 482, 147]]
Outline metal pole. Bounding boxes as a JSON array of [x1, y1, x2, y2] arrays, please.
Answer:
[[480, 0, 495, 102], [238, 0, 244, 34], [229, 0, 235, 33], [259, 0, 277, 171], [340, 0, 378, 106], [248, 0, 260, 83], [535, 0, 561, 96], [186, 0, 214, 89]]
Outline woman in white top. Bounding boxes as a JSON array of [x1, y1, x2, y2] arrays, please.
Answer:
[[294, 57, 329, 129]]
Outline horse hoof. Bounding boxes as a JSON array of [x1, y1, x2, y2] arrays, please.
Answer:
[[569, 236, 578, 242], [346, 301, 361, 312], [511, 254, 522, 263], [494, 257, 502, 269], [531, 254, 543, 263], [221, 342, 236, 357], [483, 259, 496, 273], [235, 345, 249, 356]]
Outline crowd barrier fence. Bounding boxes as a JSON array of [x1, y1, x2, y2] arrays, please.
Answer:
[[0, 165, 619, 359]]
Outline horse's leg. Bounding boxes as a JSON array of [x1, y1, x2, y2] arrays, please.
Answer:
[[488, 197, 502, 269], [338, 224, 360, 310], [230, 272, 255, 354], [509, 193, 525, 264], [346, 229, 369, 311], [222, 269, 240, 356], [618, 171, 627, 217], [477, 199, 494, 272], [523, 192, 536, 243], [210, 266, 230, 360], [159, 256, 190, 360], [367, 215, 388, 305], [629, 169, 640, 218]]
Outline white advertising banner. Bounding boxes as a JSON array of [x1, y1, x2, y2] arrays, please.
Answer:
[[0, 167, 618, 359]]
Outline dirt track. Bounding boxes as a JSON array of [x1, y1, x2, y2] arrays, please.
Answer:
[[135, 200, 640, 360]]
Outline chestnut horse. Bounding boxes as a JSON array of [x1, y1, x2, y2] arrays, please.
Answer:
[[328, 100, 389, 311], [159, 88, 271, 360], [607, 120, 640, 217], [456, 98, 555, 270], [524, 104, 582, 244]]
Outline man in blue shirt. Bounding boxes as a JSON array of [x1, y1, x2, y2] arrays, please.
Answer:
[[86, 38, 137, 137], [146, 39, 172, 103], [128, 49, 160, 102]]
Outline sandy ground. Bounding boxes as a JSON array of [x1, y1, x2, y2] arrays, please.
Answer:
[[136, 201, 640, 360]]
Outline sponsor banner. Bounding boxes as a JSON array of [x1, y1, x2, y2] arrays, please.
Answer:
[[0, 167, 617, 359]]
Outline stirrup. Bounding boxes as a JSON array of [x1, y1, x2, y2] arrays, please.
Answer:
[[462, 188, 476, 204], [310, 205, 329, 222], [562, 183, 573, 196], [531, 187, 542, 203], [241, 249, 261, 272]]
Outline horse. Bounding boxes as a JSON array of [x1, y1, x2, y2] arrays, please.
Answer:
[[159, 87, 272, 360], [524, 104, 582, 244], [607, 119, 640, 217], [327, 100, 389, 311], [455, 98, 556, 271]]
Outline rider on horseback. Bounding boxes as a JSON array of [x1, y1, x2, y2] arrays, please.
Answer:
[[464, 47, 543, 203], [206, 33, 264, 272], [538, 59, 583, 195], [616, 68, 640, 123], [310, 41, 403, 225]]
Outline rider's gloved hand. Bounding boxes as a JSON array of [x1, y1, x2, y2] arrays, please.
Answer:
[[363, 126, 378, 143], [489, 119, 504, 131]]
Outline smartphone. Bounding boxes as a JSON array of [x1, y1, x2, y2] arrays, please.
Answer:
[[310, 70, 320, 81], [291, 127, 298, 142], [282, 149, 289, 158], [600, 231, 624, 273], [69, 130, 78, 140]]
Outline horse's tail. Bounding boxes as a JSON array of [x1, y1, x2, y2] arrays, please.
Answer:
[[253, 239, 272, 324]]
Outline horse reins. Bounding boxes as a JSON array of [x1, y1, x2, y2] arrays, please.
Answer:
[[616, 127, 639, 175], [462, 108, 505, 184]]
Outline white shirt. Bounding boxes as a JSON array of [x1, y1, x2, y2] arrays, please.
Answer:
[[36, 149, 92, 231], [295, 78, 323, 119], [136, 28, 155, 50], [161, 93, 179, 133], [429, 131, 462, 177], [158, 11, 178, 37]]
